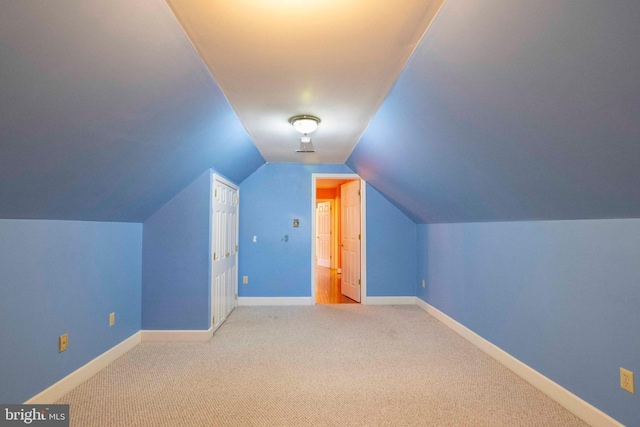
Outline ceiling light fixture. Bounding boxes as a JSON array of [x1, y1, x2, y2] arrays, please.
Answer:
[[289, 115, 321, 135]]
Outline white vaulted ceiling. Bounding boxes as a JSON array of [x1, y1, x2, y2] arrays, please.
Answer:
[[165, 0, 445, 162]]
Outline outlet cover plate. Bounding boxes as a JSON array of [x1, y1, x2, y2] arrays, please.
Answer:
[[621, 367, 634, 394]]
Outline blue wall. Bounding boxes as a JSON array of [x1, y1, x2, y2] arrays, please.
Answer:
[[0, 219, 142, 403], [366, 186, 417, 296], [239, 163, 418, 298], [0, 0, 265, 222], [347, 0, 640, 225], [239, 163, 352, 297], [418, 219, 640, 426], [142, 169, 212, 330]]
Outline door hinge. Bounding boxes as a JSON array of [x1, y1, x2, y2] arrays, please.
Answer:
[[358, 189, 361, 196], [235, 293, 238, 300], [358, 234, 361, 240], [212, 316, 215, 326], [214, 188, 217, 197], [213, 252, 217, 260], [236, 245, 238, 252], [358, 279, 361, 285]]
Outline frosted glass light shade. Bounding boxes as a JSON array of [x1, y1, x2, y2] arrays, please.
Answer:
[[289, 115, 320, 134]]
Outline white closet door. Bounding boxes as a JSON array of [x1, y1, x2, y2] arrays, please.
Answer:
[[212, 175, 238, 332]]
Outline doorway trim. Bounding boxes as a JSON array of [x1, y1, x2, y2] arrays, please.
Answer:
[[311, 173, 367, 304]]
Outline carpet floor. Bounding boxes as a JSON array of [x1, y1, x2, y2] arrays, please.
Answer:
[[58, 305, 588, 426]]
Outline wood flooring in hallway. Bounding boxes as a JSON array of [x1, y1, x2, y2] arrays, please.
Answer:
[[315, 266, 358, 304]]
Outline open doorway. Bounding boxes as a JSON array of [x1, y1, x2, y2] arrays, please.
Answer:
[[311, 174, 367, 304]]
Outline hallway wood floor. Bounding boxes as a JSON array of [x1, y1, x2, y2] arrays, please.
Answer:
[[315, 266, 357, 304]]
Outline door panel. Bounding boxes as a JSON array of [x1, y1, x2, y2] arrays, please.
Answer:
[[340, 180, 361, 302], [212, 177, 238, 332], [316, 201, 331, 267]]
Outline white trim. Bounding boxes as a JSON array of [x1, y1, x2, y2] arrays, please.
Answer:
[[141, 327, 214, 342], [359, 181, 367, 305], [311, 173, 367, 305], [25, 332, 141, 404], [238, 297, 313, 306], [208, 170, 214, 336], [366, 296, 417, 305], [415, 298, 624, 427], [414, 296, 430, 312], [211, 172, 238, 191]]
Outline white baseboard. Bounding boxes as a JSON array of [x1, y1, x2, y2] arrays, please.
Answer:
[[415, 298, 623, 427], [366, 296, 416, 305], [414, 297, 431, 313], [141, 327, 213, 342], [25, 332, 141, 404], [238, 297, 313, 306]]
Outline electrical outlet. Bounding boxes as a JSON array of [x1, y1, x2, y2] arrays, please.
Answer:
[[422, 279, 426, 288], [58, 333, 68, 353], [109, 312, 115, 327], [620, 368, 634, 394], [243, 276, 248, 284]]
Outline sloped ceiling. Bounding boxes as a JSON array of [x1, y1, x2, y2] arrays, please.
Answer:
[[164, 0, 444, 163], [2, 0, 639, 225], [348, 0, 640, 223], [0, 0, 264, 222]]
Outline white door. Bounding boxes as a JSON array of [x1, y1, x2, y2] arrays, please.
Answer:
[[316, 201, 331, 267], [340, 180, 361, 302], [212, 176, 238, 332]]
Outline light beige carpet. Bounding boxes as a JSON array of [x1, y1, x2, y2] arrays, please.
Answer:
[[58, 305, 588, 426]]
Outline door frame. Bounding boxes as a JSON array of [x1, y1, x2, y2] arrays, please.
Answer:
[[311, 173, 367, 304]]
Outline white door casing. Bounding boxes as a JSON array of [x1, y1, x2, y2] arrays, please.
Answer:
[[211, 175, 238, 332], [316, 201, 331, 268], [340, 180, 361, 303], [311, 173, 366, 304]]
